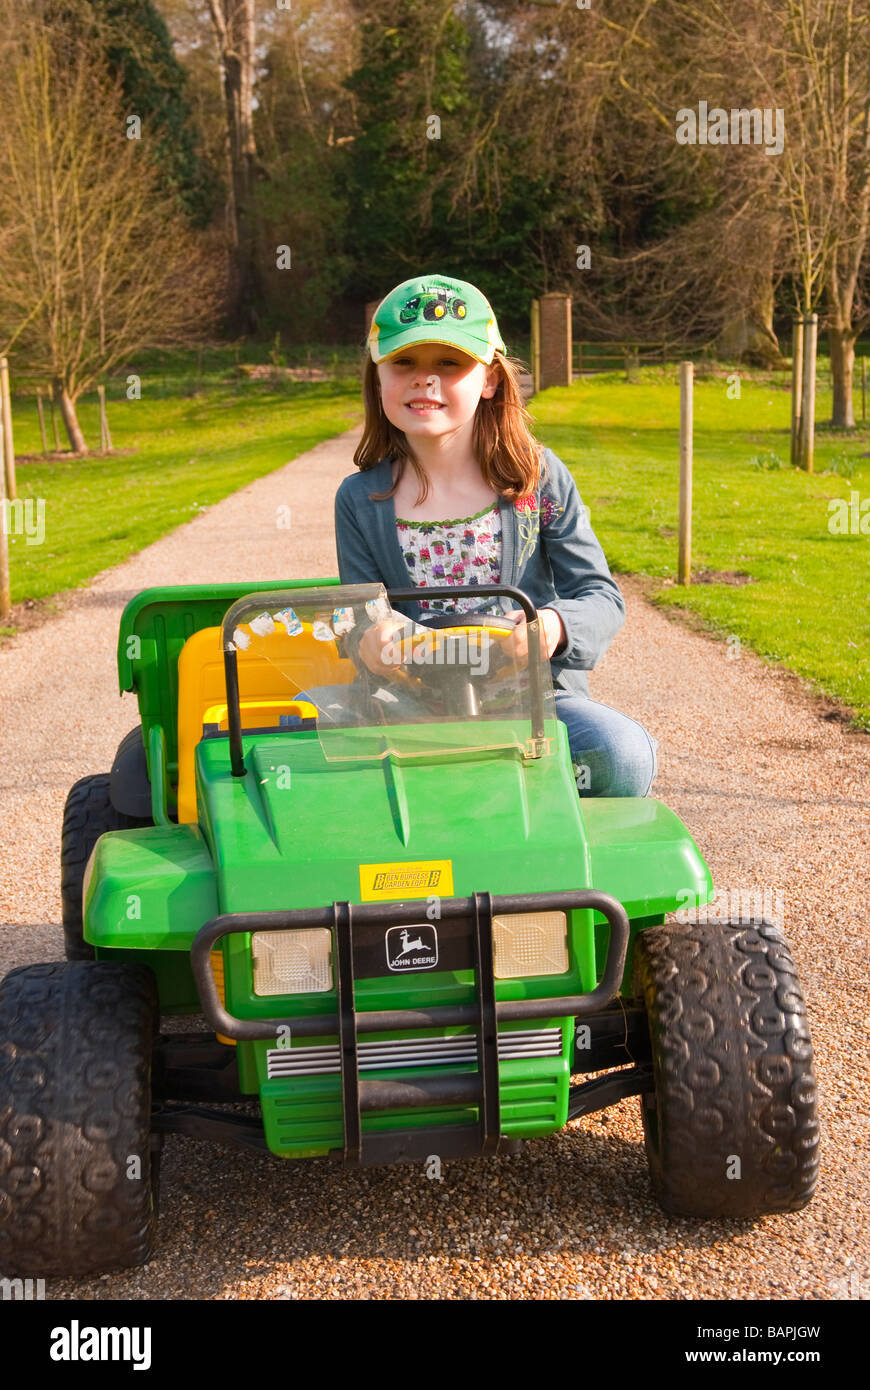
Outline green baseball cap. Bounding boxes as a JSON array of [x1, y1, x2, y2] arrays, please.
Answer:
[[368, 274, 506, 366]]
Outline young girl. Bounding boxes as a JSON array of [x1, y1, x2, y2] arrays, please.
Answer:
[[324, 273, 657, 797]]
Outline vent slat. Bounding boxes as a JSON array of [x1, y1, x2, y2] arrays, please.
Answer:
[[265, 1028, 563, 1079]]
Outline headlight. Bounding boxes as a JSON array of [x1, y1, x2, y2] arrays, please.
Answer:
[[252, 929, 333, 996], [492, 911, 569, 979]]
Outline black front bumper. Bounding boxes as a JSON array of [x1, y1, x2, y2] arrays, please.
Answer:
[[192, 890, 630, 1163]]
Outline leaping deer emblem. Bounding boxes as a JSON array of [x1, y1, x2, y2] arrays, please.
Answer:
[[396, 928, 426, 956]]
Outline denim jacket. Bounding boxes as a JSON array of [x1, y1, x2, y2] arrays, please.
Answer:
[[333, 448, 625, 697]]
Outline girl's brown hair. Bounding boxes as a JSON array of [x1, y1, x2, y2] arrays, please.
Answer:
[[352, 349, 544, 504]]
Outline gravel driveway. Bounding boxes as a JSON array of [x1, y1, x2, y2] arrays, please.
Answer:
[[1, 426, 867, 1300]]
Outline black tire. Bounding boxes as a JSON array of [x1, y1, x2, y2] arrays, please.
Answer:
[[61, 773, 151, 961], [111, 725, 152, 819], [0, 961, 158, 1276], [633, 918, 819, 1219]]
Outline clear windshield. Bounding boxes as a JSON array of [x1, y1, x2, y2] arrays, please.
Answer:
[[220, 583, 557, 762]]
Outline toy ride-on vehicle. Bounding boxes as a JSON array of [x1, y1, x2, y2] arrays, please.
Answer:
[[0, 578, 819, 1276]]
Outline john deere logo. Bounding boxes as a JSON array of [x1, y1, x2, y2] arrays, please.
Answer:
[[386, 925, 439, 972]]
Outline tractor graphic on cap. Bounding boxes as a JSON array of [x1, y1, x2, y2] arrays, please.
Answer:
[[399, 288, 468, 325]]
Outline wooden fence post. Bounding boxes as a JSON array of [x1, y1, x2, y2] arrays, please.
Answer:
[[98, 385, 112, 452], [678, 361, 693, 586], [790, 319, 804, 467], [798, 314, 818, 473], [530, 298, 541, 395], [0, 358, 15, 500], [49, 384, 61, 450], [36, 391, 48, 455], [0, 407, 9, 619]]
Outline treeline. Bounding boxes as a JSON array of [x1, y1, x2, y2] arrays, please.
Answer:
[[1, 0, 868, 449], [161, 0, 869, 422]]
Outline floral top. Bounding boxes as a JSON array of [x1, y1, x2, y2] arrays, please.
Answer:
[[396, 503, 503, 614]]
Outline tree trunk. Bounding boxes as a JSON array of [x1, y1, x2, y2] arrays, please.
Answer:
[[54, 378, 88, 455], [207, 0, 260, 333], [717, 310, 785, 367], [828, 326, 857, 428], [713, 219, 785, 367], [717, 268, 785, 367]]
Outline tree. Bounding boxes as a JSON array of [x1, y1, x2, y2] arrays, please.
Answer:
[[340, 0, 589, 331], [91, 0, 221, 227], [0, 2, 224, 454], [252, 0, 358, 340], [537, 0, 791, 361], [341, 2, 478, 293], [205, 0, 263, 330], [642, 0, 870, 419], [153, 0, 232, 212], [788, 0, 870, 427]]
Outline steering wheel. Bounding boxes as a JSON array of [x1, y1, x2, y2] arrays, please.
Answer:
[[386, 613, 519, 716]]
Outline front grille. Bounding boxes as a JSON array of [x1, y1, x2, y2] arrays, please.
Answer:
[[265, 1027, 562, 1080]]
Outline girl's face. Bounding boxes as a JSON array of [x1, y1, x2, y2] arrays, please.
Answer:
[[376, 342, 500, 439]]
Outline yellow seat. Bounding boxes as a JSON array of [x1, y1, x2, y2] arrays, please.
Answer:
[[176, 624, 356, 823]]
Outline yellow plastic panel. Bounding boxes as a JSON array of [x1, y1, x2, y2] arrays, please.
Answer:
[[176, 625, 355, 823]]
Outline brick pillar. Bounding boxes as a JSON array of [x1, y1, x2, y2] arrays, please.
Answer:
[[365, 300, 381, 337], [538, 292, 572, 389]]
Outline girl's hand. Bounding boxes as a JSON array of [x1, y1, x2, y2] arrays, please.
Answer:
[[502, 608, 566, 665], [357, 618, 410, 678]]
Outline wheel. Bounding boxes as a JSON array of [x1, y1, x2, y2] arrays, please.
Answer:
[[110, 724, 152, 818], [0, 961, 159, 1276], [61, 772, 151, 961], [633, 917, 819, 1218]]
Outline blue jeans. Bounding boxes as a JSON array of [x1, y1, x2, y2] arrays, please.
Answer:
[[553, 691, 658, 798], [295, 683, 658, 798]]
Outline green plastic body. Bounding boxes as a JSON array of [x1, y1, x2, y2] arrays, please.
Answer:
[[116, 577, 342, 818], [88, 579, 714, 1158]]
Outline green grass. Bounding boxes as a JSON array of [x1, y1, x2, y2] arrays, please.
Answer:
[[5, 347, 869, 729], [530, 366, 870, 729], [2, 345, 363, 617]]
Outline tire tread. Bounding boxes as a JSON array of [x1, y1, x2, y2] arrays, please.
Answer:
[[0, 961, 158, 1276], [634, 918, 819, 1218]]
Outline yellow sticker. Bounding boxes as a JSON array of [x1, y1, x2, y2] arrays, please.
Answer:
[[359, 860, 454, 902]]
